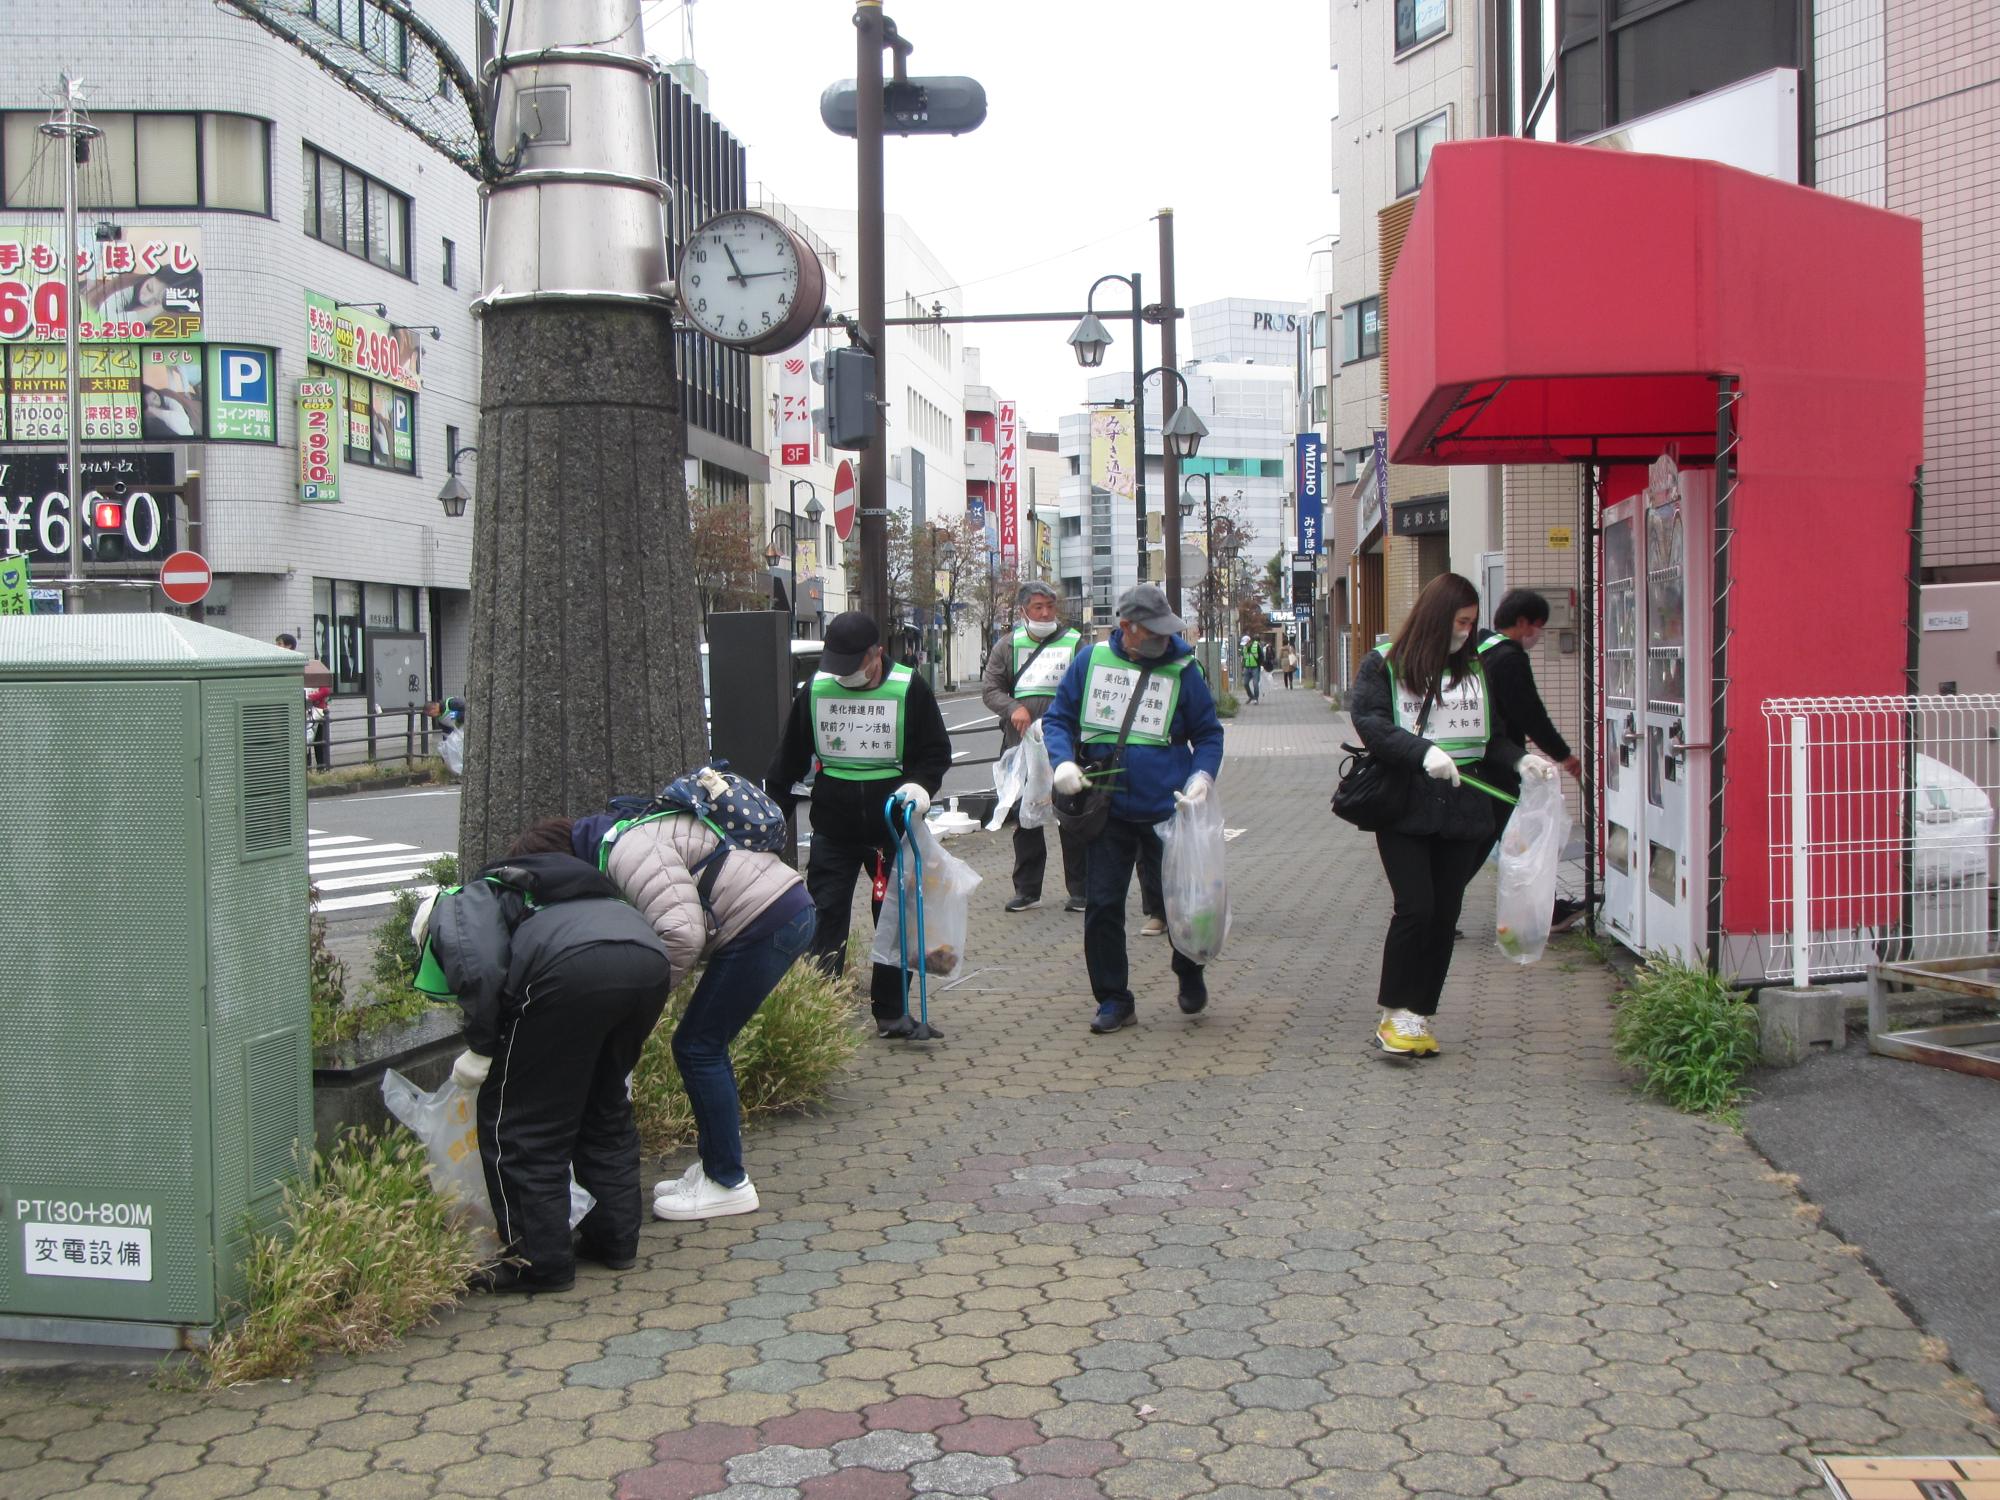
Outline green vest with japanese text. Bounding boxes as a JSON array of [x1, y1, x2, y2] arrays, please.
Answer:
[[810, 665, 912, 780], [1375, 642, 1490, 765], [1078, 644, 1189, 748], [1010, 626, 1081, 699], [1242, 643, 1259, 671]]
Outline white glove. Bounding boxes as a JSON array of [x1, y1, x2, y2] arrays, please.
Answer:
[[1052, 761, 1085, 796], [410, 888, 440, 947], [1519, 753, 1557, 783], [893, 782, 931, 817], [452, 1051, 492, 1089], [1422, 746, 1462, 786], [1175, 771, 1212, 808]]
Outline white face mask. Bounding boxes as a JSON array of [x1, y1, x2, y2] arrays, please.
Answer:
[[1450, 628, 1471, 652], [836, 666, 872, 688], [1025, 617, 1060, 640]]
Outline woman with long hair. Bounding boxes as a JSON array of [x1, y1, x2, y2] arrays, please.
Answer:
[[1349, 572, 1553, 1056]]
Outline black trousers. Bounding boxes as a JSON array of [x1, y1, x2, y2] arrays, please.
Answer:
[[805, 831, 909, 1022], [477, 940, 673, 1282], [1011, 811, 1087, 902], [1086, 815, 1201, 1008], [1374, 830, 1491, 1016]]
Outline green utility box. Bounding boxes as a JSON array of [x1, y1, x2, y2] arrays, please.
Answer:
[[0, 618, 312, 1349]]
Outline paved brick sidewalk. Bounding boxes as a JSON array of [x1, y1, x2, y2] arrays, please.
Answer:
[[4, 690, 1995, 1499]]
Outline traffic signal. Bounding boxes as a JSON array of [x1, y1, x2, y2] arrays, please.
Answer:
[[819, 77, 988, 138], [93, 499, 123, 531], [813, 345, 877, 451]]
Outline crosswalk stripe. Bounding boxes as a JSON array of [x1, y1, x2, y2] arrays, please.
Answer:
[[310, 850, 447, 874], [317, 884, 440, 914], [314, 866, 429, 892], [307, 834, 372, 848]]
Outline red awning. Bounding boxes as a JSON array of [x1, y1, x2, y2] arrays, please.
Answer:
[[1388, 139, 1924, 468]]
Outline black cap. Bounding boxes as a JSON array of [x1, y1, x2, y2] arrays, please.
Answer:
[[819, 611, 880, 676]]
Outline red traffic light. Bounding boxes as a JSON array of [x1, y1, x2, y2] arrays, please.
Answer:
[[92, 500, 123, 530]]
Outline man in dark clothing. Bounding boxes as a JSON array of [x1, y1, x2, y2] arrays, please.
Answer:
[[413, 836, 674, 1292], [981, 580, 1088, 912], [766, 611, 954, 1039]]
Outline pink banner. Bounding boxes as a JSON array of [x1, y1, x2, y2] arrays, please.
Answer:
[[997, 398, 1019, 566]]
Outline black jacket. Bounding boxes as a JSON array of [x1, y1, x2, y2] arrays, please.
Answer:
[[1478, 631, 1571, 762], [425, 852, 670, 1055], [764, 670, 953, 849], [1349, 650, 1524, 842]]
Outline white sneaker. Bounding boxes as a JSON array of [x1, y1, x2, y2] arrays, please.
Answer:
[[653, 1164, 760, 1221], [1140, 915, 1167, 937], [650, 1161, 702, 1200]]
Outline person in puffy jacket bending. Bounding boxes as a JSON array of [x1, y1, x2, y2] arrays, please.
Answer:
[[1042, 583, 1226, 1035], [566, 806, 816, 1224], [411, 831, 674, 1293]]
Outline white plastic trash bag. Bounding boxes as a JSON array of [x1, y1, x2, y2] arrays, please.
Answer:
[[1495, 774, 1569, 964], [440, 730, 465, 777], [1159, 785, 1230, 965], [986, 744, 1026, 831], [382, 1068, 595, 1260], [1018, 721, 1055, 830], [871, 817, 983, 981]]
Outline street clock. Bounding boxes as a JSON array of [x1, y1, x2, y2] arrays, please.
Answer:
[[676, 210, 826, 355]]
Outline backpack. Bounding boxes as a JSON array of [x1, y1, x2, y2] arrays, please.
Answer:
[[602, 762, 790, 914]]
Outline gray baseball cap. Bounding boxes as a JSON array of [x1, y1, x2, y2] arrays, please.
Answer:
[[1115, 582, 1186, 637]]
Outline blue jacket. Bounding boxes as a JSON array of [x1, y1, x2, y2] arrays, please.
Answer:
[[1042, 630, 1225, 825]]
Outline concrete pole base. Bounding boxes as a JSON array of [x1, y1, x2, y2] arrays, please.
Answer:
[[1758, 987, 1849, 1068]]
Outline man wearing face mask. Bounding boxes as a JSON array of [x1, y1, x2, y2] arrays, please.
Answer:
[[982, 580, 1089, 913], [767, 611, 954, 1039], [1043, 583, 1226, 1034]]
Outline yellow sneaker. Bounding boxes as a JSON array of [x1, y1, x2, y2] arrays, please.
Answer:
[[1374, 1009, 1440, 1057]]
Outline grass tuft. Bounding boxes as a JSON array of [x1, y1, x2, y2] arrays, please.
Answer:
[[1213, 690, 1240, 720], [204, 1133, 485, 1387], [1610, 953, 1761, 1121]]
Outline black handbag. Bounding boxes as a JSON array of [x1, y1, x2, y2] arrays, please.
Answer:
[[1330, 678, 1436, 831], [1053, 663, 1155, 840]]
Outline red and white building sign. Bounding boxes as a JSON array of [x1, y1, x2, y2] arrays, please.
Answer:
[[996, 399, 1020, 566], [777, 350, 812, 467]]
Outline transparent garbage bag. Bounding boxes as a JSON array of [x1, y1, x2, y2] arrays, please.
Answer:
[[382, 1068, 594, 1260], [1018, 720, 1055, 830], [439, 730, 465, 777], [871, 815, 983, 981], [1159, 782, 1230, 965], [985, 744, 1026, 831], [1494, 773, 1569, 964]]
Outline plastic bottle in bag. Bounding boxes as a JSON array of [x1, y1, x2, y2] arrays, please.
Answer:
[[1494, 774, 1570, 964], [871, 818, 983, 979], [1159, 784, 1230, 965]]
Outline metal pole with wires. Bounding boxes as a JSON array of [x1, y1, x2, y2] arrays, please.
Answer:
[[42, 74, 100, 614]]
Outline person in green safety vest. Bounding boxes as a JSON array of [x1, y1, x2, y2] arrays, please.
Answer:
[[981, 579, 1088, 913], [1349, 572, 1554, 1059], [765, 611, 954, 1040], [1241, 635, 1263, 703]]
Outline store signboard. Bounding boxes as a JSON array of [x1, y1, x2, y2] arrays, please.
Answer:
[[0, 451, 177, 565], [304, 290, 421, 391], [1295, 433, 1325, 555], [996, 398, 1019, 566], [207, 347, 276, 442], [297, 379, 341, 503], [0, 228, 204, 342]]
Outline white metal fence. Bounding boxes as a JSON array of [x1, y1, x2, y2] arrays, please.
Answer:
[[1763, 696, 2000, 983]]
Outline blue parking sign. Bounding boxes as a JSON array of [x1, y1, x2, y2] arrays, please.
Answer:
[[206, 346, 276, 442]]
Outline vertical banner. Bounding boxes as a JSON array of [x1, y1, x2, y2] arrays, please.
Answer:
[[1090, 409, 1136, 499], [1373, 428, 1388, 515], [996, 398, 1020, 567], [0, 553, 29, 616], [297, 378, 341, 503], [1295, 433, 1325, 555], [777, 350, 812, 466]]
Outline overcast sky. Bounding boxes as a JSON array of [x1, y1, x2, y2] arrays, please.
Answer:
[[640, 0, 1338, 432]]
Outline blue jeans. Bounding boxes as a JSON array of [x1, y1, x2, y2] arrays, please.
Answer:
[[673, 907, 817, 1188]]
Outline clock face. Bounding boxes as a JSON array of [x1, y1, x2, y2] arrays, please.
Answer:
[[676, 210, 825, 355]]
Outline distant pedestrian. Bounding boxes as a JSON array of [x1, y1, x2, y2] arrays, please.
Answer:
[[1350, 572, 1552, 1058], [277, 632, 332, 769], [1240, 636, 1262, 703], [1280, 643, 1298, 689]]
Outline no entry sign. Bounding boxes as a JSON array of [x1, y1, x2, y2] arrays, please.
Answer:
[[833, 459, 856, 542], [159, 550, 212, 606]]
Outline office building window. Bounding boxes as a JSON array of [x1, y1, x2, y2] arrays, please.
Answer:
[[1552, 0, 1798, 140], [301, 144, 410, 276], [1, 110, 270, 212], [1312, 385, 1329, 423], [1396, 0, 1448, 53], [308, 360, 417, 474], [1395, 109, 1450, 197], [1311, 310, 1328, 351], [1341, 298, 1380, 365], [308, 0, 410, 75], [441, 236, 456, 287], [1339, 447, 1372, 484]]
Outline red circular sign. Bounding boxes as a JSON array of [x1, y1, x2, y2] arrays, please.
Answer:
[[159, 550, 212, 606], [833, 460, 856, 542]]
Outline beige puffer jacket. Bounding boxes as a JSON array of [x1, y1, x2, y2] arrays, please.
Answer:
[[601, 815, 804, 981]]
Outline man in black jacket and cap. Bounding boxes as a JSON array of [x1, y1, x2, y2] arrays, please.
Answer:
[[1479, 589, 1587, 930], [766, 611, 954, 1039]]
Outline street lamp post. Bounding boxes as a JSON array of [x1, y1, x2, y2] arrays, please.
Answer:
[[1069, 273, 1148, 585], [1180, 472, 1215, 648], [784, 478, 822, 639]]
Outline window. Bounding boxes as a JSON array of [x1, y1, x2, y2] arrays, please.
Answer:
[[309, 359, 417, 474], [1396, 0, 1448, 53], [441, 236, 456, 287], [444, 423, 459, 473], [1340, 447, 1372, 484], [1310, 310, 1328, 351], [1395, 110, 1450, 197], [1553, 0, 1797, 140], [1341, 298, 1380, 365], [1312, 385, 1329, 423], [1, 111, 270, 212], [309, 0, 410, 75], [1069, 455, 1081, 475], [301, 144, 410, 276], [315, 576, 417, 695]]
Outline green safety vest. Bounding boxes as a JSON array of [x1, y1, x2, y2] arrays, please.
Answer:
[[1079, 644, 1189, 748], [809, 665, 913, 780], [410, 877, 540, 999], [1376, 641, 1491, 764], [1242, 644, 1260, 670], [1011, 626, 1081, 699]]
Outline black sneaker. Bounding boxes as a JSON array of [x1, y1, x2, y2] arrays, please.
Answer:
[[1005, 893, 1040, 912], [574, 1239, 637, 1272], [474, 1264, 575, 1295], [1177, 977, 1208, 1015], [1090, 1002, 1136, 1034], [876, 1015, 946, 1040], [1065, 894, 1088, 913]]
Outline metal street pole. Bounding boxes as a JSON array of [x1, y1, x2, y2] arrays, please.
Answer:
[[786, 513, 798, 641], [1157, 207, 1182, 614], [1129, 272, 1147, 583], [856, 1, 889, 628], [43, 75, 99, 615]]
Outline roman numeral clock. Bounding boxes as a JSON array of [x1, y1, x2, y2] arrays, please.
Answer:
[[675, 210, 828, 355]]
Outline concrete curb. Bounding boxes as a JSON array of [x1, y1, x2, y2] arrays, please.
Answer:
[[308, 771, 449, 800]]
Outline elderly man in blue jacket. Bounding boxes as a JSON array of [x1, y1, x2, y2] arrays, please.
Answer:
[[1043, 583, 1226, 1034]]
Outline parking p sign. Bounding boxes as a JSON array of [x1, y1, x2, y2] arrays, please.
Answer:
[[206, 346, 275, 442]]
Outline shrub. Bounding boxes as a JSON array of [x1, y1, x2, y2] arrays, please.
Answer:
[[1214, 690, 1240, 719], [631, 943, 862, 1154], [311, 855, 460, 1050], [307, 884, 351, 1050], [205, 1133, 485, 1386], [1611, 954, 1761, 1120]]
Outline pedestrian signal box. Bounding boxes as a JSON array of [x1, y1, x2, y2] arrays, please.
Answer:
[[0, 618, 312, 1349]]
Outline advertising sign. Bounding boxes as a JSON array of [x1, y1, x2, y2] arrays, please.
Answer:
[[777, 351, 812, 466], [996, 398, 1020, 567], [1089, 409, 1136, 500], [0, 228, 204, 343], [6, 345, 142, 442], [142, 346, 204, 440], [1392, 496, 1450, 537], [207, 346, 275, 442], [304, 290, 422, 391], [1295, 433, 1325, 556], [297, 379, 341, 503], [0, 451, 177, 566], [0, 552, 28, 616]]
